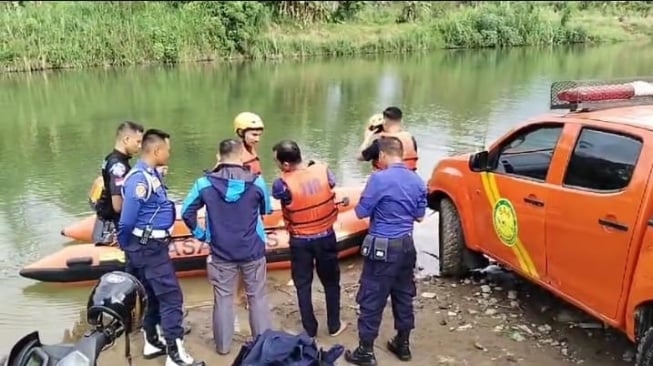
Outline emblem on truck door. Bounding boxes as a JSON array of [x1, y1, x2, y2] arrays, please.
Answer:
[[492, 198, 518, 247]]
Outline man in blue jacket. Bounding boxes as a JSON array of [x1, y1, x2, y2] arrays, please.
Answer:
[[181, 138, 272, 356]]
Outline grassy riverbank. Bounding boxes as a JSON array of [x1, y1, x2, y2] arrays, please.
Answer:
[[1, 1, 652, 72]]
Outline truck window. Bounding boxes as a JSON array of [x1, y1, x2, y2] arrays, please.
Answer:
[[492, 123, 563, 181], [563, 128, 643, 191]]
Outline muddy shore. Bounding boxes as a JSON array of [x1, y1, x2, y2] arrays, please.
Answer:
[[83, 261, 636, 366]]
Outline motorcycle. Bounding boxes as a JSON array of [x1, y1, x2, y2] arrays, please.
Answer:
[[3, 271, 147, 366]]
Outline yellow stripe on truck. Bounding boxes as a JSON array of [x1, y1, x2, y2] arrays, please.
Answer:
[[480, 172, 540, 279]]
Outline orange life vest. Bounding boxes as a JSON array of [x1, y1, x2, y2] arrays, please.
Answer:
[[242, 146, 262, 175], [280, 163, 338, 236], [372, 131, 418, 171]]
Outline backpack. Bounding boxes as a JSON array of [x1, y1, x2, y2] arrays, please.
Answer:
[[231, 329, 344, 366]]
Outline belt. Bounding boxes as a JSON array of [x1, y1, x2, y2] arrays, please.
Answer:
[[132, 228, 171, 239], [367, 234, 412, 249], [292, 229, 333, 239]]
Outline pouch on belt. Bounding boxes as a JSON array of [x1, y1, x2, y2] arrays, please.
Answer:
[[361, 234, 402, 262], [361, 235, 374, 258]]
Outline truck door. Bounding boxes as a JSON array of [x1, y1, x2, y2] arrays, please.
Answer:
[[545, 126, 648, 320], [471, 122, 564, 280]]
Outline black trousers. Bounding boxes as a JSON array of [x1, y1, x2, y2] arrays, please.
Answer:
[[289, 231, 342, 337]]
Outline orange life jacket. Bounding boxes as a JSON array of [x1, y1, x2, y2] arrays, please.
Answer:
[[242, 146, 262, 175], [280, 163, 338, 236], [372, 131, 418, 171]]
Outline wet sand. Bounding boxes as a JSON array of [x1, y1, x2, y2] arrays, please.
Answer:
[[91, 262, 634, 366]]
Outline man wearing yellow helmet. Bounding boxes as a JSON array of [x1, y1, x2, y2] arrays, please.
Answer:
[[233, 112, 265, 175]]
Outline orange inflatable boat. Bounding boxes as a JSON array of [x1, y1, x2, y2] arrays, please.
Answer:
[[21, 187, 368, 284], [64, 187, 300, 243]]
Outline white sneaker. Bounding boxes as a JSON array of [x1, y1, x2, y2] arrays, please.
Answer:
[[142, 330, 166, 359], [165, 338, 196, 366], [156, 324, 165, 339]]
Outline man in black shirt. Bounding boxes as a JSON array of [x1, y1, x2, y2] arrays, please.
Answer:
[[91, 121, 144, 245]]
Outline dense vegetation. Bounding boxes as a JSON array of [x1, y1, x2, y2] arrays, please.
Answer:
[[1, 1, 652, 72]]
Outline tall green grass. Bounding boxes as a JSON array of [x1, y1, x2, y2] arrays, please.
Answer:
[[0, 1, 650, 73]]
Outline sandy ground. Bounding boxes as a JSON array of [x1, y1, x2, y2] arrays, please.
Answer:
[[85, 261, 639, 366]]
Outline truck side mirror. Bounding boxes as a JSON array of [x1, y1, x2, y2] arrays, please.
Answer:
[[469, 151, 490, 172]]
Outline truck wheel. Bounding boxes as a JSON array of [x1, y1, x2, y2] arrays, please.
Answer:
[[637, 327, 653, 366], [438, 197, 468, 278]]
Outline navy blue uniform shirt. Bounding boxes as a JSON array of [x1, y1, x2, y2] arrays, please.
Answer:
[[355, 163, 427, 239], [118, 160, 176, 250]]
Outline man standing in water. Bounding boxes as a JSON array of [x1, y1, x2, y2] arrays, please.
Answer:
[[89, 121, 144, 245], [271, 139, 348, 339], [181, 138, 272, 356], [345, 137, 426, 365], [357, 107, 419, 172], [119, 129, 204, 366]]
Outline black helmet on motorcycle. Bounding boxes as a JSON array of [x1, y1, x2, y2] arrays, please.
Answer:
[[86, 271, 147, 337]]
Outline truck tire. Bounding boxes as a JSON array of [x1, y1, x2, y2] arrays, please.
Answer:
[[637, 327, 653, 366], [438, 197, 467, 278]]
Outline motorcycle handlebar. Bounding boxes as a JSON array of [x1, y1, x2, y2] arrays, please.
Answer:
[[64, 327, 116, 366], [3, 327, 115, 366]]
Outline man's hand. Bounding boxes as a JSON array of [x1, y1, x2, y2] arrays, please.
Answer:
[[156, 165, 169, 177], [364, 127, 377, 140], [359, 129, 379, 154]]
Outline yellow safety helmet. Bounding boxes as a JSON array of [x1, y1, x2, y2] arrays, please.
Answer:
[[233, 112, 265, 134], [366, 113, 385, 131]]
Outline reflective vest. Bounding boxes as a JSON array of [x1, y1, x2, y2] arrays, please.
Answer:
[[280, 163, 338, 236], [372, 131, 418, 171], [242, 146, 262, 175]]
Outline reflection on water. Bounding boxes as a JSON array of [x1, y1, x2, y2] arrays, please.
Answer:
[[0, 42, 651, 353]]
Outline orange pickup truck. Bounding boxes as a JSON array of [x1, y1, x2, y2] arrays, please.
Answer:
[[427, 78, 653, 365]]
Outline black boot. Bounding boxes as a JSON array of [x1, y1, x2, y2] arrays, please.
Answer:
[[387, 330, 411, 361], [142, 328, 166, 360], [165, 338, 205, 366], [344, 340, 377, 366]]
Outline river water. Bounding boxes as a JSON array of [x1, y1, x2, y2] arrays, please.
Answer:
[[0, 43, 651, 353]]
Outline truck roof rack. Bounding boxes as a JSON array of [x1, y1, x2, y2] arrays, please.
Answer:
[[550, 77, 653, 112]]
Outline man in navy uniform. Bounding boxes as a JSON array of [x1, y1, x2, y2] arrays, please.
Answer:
[[345, 136, 427, 365], [118, 129, 204, 366], [91, 121, 144, 245]]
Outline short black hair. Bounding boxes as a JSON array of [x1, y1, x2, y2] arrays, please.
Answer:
[[383, 107, 403, 122], [116, 121, 144, 137], [272, 140, 302, 165], [218, 138, 242, 158], [379, 136, 404, 157], [142, 128, 170, 151]]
